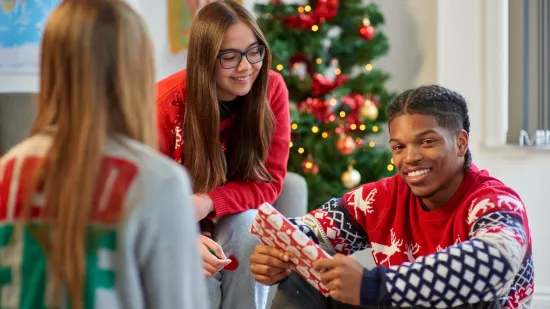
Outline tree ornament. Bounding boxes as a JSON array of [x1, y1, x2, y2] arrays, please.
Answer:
[[281, 0, 340, 29], [341, 165, 361, 189], [298, 97, 332, 123], [361, 99, 379, 121], [311, 73, 349, 96], [289, 54, 314, 78], [336, 135, 356, 155], [301, 155, 319, 175], [359, 24, 375, 40]]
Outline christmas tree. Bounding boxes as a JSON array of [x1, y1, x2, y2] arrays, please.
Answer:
[[255, 0, 397, 210]]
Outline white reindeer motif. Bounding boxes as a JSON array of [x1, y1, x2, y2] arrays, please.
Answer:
[[498, 195, 524, 213], [346, 186, 376, 217], [371, 229, 403, 266], [454, 234, 462, 245], [466, 198, 496, 225], [403, 243, 421, 262]]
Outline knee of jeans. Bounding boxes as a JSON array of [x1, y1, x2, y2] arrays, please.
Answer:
[[214, 209, 261, 257]]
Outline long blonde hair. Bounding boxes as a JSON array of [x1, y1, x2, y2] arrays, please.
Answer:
[[184, 0, 276, 193], [25, 0, 156, 307]]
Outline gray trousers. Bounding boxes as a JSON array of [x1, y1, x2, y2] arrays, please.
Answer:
[[207, 172, 309, 309], [207, 209, 268, 309], [271, 273, 502, 309]]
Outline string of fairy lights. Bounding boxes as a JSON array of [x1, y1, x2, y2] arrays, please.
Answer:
[[289, 122, 395, 173], [272, 5, 396, 181]]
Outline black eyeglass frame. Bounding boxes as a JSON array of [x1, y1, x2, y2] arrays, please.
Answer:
[[216, 45, 266, 69]]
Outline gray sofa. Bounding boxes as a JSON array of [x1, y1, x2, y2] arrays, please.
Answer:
[[0, 93, 37, 154]]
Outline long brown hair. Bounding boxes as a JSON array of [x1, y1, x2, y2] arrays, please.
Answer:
[[26, 0, 156, 308], [184, 0, 276, 193]]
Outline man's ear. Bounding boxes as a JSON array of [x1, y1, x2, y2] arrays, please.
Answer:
[[456, 130, 469, 157]]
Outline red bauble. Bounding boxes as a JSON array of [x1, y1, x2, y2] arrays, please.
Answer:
[[281, 0, 339, 29], [336, 135, 357, 155], [311, 73, 349, 96], [298, 97, 333, 123], [301, 157, 319, 175], [359, 24, 375, 40]]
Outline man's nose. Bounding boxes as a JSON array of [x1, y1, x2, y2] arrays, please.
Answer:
[[403, 146, 422, 164]]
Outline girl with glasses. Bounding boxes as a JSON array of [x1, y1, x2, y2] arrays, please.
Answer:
[[0, 0, 207, 308], [156, 0, 291, 308]]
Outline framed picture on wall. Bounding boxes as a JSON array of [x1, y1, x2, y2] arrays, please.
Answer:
[[0, 0, 142, 93], [167, 0, 243, 54], [0, 0, 62, 74]]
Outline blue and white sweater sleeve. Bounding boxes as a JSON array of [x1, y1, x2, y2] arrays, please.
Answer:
[[362, 209, 528, 308], [274, 198, 370, 286]]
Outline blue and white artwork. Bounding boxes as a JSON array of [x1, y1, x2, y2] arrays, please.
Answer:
[[0, 0, 62, 72]]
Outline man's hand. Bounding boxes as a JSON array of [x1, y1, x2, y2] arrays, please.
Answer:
[[314, 254, 364, 306], [192, 194, 214, 221], [199, 235, 231, 278], [250, 244, 293, 286]]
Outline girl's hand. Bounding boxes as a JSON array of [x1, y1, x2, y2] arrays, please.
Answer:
[[192, 194, 214, 221], [199, 235, 231, 278]]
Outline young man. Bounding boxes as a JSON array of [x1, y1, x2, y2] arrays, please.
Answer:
[[249, 85, 533, 309]]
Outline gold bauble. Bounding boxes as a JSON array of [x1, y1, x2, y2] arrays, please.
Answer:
[[361, 102, 379, 121], [341, 165, 361, 189]]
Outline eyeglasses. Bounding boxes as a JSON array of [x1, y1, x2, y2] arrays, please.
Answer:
[[217, 45, 266, 69]]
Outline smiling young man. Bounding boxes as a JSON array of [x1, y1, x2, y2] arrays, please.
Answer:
[[249, 85, 534, 309]]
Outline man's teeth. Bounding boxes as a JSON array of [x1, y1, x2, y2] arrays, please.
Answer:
[[408, 169, 430, 177]]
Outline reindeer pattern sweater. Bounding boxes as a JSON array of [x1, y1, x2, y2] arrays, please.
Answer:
[[290, 164, 534, 309]]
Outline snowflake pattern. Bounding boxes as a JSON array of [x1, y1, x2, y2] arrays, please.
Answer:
[[290, 198, 368, 255]]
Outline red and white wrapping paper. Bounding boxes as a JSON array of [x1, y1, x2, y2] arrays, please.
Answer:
[[250, 202, 332, 296]]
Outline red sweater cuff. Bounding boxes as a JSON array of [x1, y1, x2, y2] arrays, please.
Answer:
[[208, 188, 234, 218]]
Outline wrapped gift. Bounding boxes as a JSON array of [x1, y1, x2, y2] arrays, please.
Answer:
[[250, 202, 332, 296]]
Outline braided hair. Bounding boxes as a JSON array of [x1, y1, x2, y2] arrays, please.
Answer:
[[387, 85, 472, 171]]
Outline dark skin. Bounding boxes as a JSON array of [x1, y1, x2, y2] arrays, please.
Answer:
[[389, 114, 469, 210], [249, 113, 470, 305]]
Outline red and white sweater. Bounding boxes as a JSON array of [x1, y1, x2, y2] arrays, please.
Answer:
[[290, 164, 534, 308], [155, 69, 291, 217]]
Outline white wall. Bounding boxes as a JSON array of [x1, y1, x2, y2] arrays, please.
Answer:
[[438, 1, 550, 307], [372, 0, 437, 89]]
